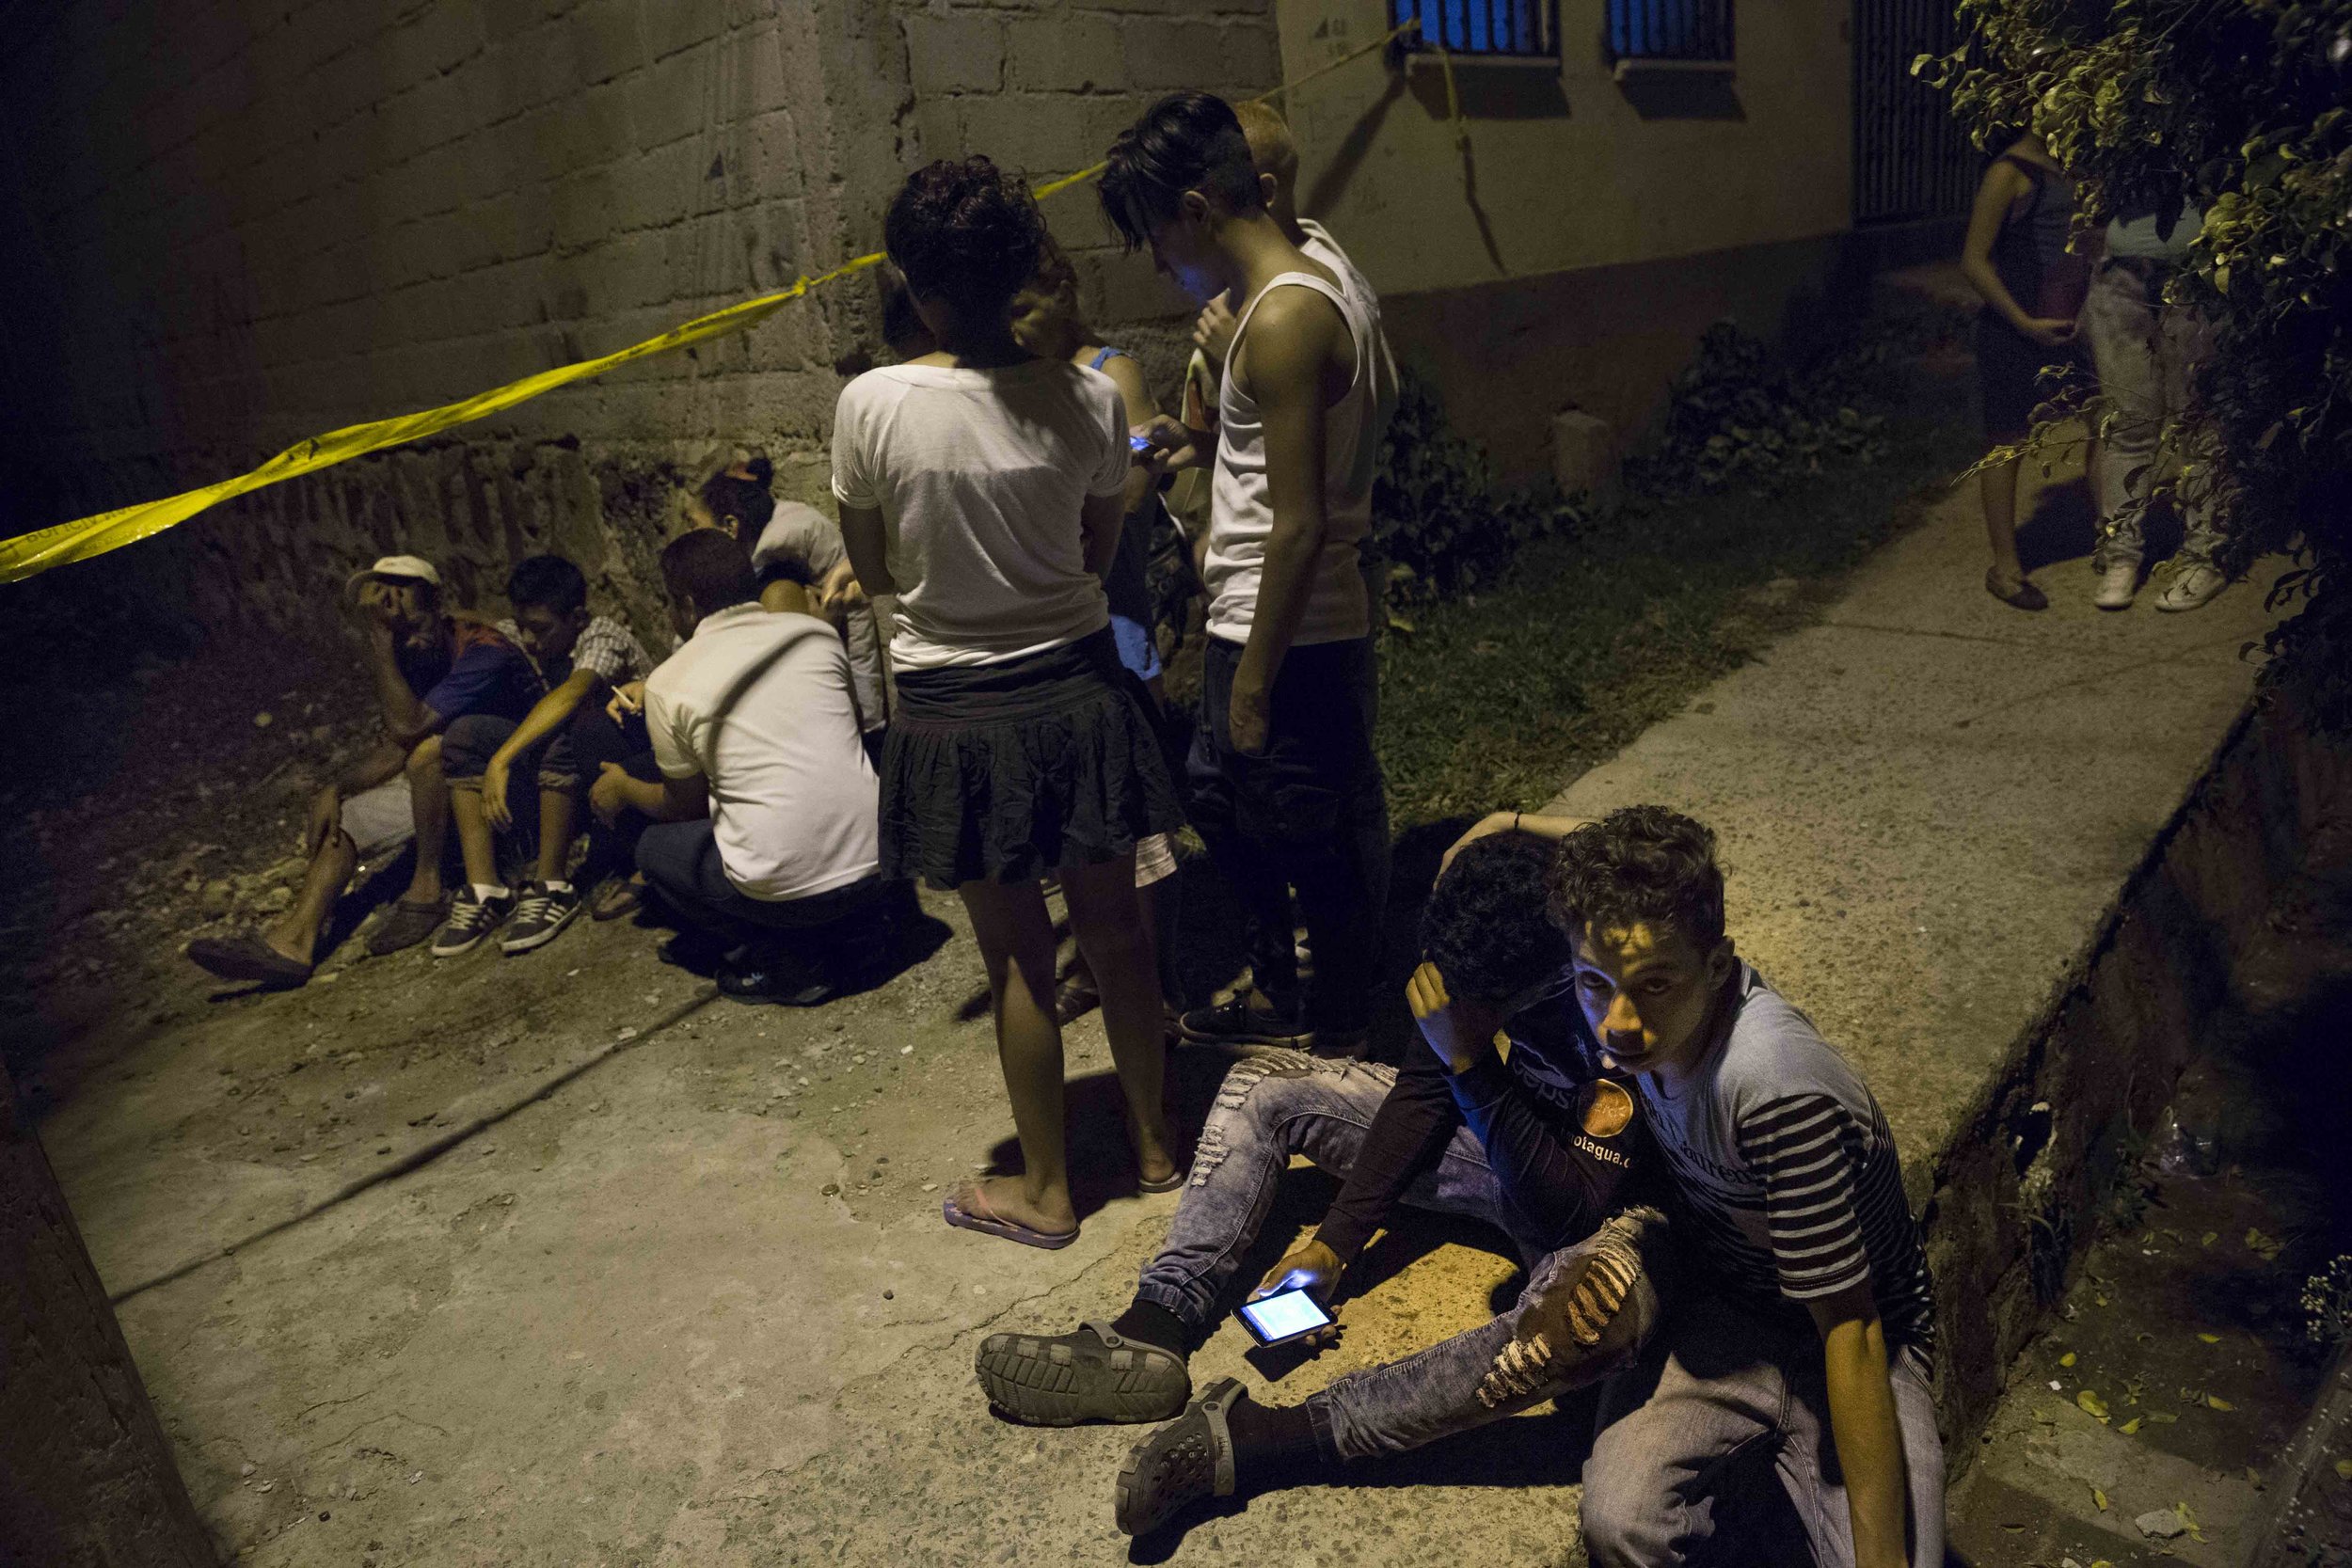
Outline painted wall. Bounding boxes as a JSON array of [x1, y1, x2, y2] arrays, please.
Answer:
[[1272, 0, 1858, 471]]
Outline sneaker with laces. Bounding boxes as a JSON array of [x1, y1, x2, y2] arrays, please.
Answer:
[[501, 881, 581, 955], [2091, 557, 2141, 610], [431, 887, 516, 958], [1177, 988, 1311, 1050], [2155, 562, 2227, 613]]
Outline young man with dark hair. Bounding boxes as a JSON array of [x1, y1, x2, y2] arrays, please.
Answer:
[[977, 831, 1666, 1538], [1476, 804, 1943, 1568], [590, 530, 887, 1005], [422, 553, 656, 957], [1104, 91, 1393, 1057], [184, 556, 543, 988]]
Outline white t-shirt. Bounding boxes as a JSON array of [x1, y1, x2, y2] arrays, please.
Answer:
[[831, 359, 1127, 670], [1205, 270, 1379, 647], [644, 604, 881, 901]]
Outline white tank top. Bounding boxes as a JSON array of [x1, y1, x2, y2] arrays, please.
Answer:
[[1204, 270, 1376, 647]]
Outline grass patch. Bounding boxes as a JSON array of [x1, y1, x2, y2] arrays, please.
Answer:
[[1374, 356, 1979, 827]]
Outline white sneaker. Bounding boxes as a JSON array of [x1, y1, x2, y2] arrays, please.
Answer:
[[2091, 558, 2141, 610], [2155, 563, 2227, 613]]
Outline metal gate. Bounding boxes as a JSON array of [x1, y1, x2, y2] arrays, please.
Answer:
[[1852, 0, 1980, 225]]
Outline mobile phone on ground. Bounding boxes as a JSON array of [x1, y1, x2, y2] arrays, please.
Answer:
[[1237, 1287, 1335, 1348]]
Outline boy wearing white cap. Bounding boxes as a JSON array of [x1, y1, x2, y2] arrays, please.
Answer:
[[184, 555, 540, 989]]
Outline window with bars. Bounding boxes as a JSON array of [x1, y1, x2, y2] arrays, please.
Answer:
[[1389, 0, 1559, 59], [1607, 0, 1734, 63]]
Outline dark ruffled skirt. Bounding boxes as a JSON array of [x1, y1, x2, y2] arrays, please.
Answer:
[[882, 626, 1184, 890]]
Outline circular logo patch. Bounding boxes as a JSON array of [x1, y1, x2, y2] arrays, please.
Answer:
[[1580, 1079, 1636, 1139]]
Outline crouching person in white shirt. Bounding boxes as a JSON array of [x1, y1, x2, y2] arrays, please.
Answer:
[[589, 529, 889, 1006]]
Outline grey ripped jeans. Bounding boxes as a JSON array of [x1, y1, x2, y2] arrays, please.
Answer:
[[1133, 1050, 1669, 1463], [1581, 1293, 1946, 1568]]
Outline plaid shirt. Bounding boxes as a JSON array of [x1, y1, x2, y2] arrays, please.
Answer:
[[499, 613, 655, 689]]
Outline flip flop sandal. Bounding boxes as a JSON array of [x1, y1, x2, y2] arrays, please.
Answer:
[[589, 876, 644, 923], [1984, 567, 2049, 611], [1054, 973, 1103, 1025], [184, 932, 313, 990], [366, 896, 449, 957], [1116, 1376, 1241, 1537], [942, 1181, 1079, 1251], [975, 1320, 1192, 1426], [1137, 1165, 1188, 1195]]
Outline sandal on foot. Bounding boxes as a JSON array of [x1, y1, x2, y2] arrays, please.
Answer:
[[1054, 972, 1103, 1026], [185, 932, 312, 990], [589, 875, 644, 922], [1137, 1165, 1188, 1196], [942, 1181, 1078, 1251], [1116, 1377, 1243, 1536], [366, 896, 449, 957], [1984, 568, 2049, 611], [975, 1320, 1191, 1426]]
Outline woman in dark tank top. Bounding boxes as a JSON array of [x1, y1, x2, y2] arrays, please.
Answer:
[[1960, 131, 2097, 610]]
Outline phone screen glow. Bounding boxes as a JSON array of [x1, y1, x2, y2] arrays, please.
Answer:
[[1240, 1289, 1330, 1341]]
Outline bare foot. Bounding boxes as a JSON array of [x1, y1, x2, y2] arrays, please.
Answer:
[[957, 1175, 1075, 1239], [263, 832, 356, 966], [1128, 1118, 1179, 1190]]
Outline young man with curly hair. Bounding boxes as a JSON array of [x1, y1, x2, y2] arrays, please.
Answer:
[[1458, 804, 1943, 1568], [974, 831, 1668, 1537]]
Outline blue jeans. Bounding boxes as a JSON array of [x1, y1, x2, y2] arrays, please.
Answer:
[[1581, 1294, 1946, 1568], [1134, 1051, 1665, 1462]]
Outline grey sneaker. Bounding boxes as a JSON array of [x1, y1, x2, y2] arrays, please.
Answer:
[[501, 881, 580, 955], [431, 887, 516, 958], [2092, 557, 2141, 610], [2155, 562, 2227, 613]]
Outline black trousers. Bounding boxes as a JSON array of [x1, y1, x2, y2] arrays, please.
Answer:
[[569, 695, 661, 877], [1187, 635, 1389, 1033]]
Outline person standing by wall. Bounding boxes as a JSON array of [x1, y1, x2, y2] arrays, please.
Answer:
[[834, 157, 1187, 1250], [1009, 235, 1187, 1028], [1958, 130, 2094, 610], [2081, 200, 2228, 612], [1108, 93, 1391, 1059]]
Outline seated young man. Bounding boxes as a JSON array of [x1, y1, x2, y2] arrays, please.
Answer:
[[975, 831, 1668, 1537], [590, 530, 887, 1006], [184, 555, 540, 989], [1494, 805, 1943, 1568], [424, 553, 655, 958]]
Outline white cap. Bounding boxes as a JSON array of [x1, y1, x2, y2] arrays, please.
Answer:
[[345, 554, 442, 603]]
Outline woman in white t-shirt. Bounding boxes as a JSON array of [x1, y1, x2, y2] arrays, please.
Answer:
[[833, 157, 1187, 1251]]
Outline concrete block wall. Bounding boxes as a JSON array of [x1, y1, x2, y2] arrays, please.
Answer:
[[0, 0, 1276, 661]]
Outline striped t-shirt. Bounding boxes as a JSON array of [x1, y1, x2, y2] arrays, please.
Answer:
[[1634, 967, 1936, 1351]]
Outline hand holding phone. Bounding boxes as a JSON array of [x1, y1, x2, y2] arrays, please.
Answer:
[[1243, 1239, 1343, 1349], [1238, 1286, 1337, 1348]]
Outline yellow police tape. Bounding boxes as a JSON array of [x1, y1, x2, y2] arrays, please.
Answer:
[[0, 20, 1426, 586]]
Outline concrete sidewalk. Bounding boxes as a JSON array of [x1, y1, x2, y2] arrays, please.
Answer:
[[41, 463, 2280, 1567]]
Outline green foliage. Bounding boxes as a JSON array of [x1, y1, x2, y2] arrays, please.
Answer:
[[1372, 369, 1581, 605], [1635, 322, 1892, 495], [1916, 0, 2352, 721], [2301, 1253, 2352, 1350]]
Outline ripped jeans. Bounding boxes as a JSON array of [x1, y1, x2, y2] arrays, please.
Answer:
[[1133, 1050, 1669, 1462]]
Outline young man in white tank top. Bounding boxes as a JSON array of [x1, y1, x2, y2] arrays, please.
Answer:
[[1104, 91, 1392, 1054]]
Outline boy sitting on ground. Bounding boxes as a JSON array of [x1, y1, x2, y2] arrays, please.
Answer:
[[422, 553, 655, 958], [590, 530, 888, 1005], [184, 555, 540, 989], [1474, 805, 1944, 1568], [976, 831, 1668, 1538]]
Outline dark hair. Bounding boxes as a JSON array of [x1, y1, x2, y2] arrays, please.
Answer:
[[883, 157, 1045, 323], [504, 554, 587, 616], [1547, 807, 1727, 955], [754, 545, 818, 591], [1422, 831, 1571, 1006], [1098, 92, 1265, 251], [659, 529, 759, 619], [876, 263, 932, 356], [699, 467, 773, 537]]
